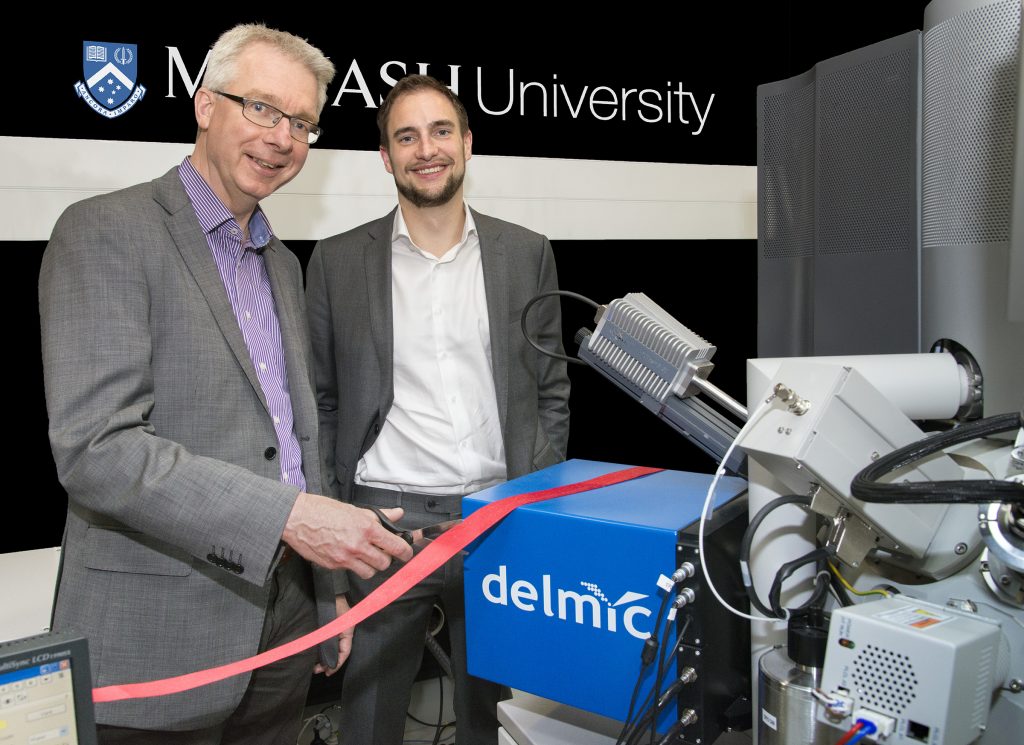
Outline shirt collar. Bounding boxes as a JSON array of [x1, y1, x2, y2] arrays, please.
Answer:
[[178, 156, 274, 250], [392, 203, 476, 257]]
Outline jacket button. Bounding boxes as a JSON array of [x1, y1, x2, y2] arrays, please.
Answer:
[[206, 553, 218, 564], [427, 499, 438, 508], [264, 447, 277, 460]]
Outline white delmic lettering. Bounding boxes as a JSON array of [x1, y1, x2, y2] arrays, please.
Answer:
[[482, 565, 508, 605], [481, 565, 654, 640], [624, 605, 653, 640]]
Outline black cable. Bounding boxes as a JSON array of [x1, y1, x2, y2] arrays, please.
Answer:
[[651, 599, 677, 745], [656, 720, 687, 745], [615, 587, 674, 745], [830, 570, 854, 607], [406, 713, 454, 728], [622, 616, 694, 745], [424, 630, 454, 679], [739, 494, 813, 618], [404, 675, 456, 734], [431, 673, 444, 745], [406, 711, 455, 728], [768, 547, 833, 619], [520, 290, 600, 366], [851, 410, 1024, 504], [618, 656, 661, 745], [626, 711, 655, 745], [616, 666, 651, 745]]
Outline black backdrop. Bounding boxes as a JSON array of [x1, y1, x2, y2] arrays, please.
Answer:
[[5, 4, 930, 552]]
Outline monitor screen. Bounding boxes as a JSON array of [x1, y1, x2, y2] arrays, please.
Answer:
[[0, 632, 97, 745]]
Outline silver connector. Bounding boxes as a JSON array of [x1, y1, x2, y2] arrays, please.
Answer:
[[672, 562, 696, 582], [773, 383, 811, 415], [673, 587, 696, 608]]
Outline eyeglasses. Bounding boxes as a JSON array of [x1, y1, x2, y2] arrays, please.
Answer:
[[216, 91, 322, 145]]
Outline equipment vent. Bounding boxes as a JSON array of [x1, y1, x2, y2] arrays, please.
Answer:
[[851, 644, 919, 715], [922, 0, 1020, 248], [972, 643, 995, 727]]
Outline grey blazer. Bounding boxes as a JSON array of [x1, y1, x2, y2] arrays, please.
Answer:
[[39, 167, 335, 730], [306, 208, 571, 509]]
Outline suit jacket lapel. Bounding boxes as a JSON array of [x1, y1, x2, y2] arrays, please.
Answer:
[[153, 170, 269, 413], [475, 209, 510, 434], [365, 210, 397, 415]]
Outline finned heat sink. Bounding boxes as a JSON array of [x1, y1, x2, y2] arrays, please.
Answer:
[[588, 293, 716, 403]]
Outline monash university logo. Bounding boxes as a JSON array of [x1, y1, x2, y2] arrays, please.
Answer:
[[481, 565, 654, 640], [74, 41, 146, 118]]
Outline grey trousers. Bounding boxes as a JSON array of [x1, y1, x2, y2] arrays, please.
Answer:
[[338, 484, 506, 745]]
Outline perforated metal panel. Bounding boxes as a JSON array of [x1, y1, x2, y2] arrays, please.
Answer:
[[922, 0, 1020, 248], [756, 32, 921, 358], [851, 644, 920, 715], [818, 46, 920, 256], [920, 0, 1024, 418], [760, 80, 816, 260]]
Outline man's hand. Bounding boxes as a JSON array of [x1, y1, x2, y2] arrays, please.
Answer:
[[314, 595, 353, 676], [283, 493, 413, 577]]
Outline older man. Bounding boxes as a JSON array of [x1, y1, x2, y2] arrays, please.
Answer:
[[39, 24, 412, 744]]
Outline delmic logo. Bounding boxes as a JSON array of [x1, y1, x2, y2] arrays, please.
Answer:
[[481, 565, 654, 640]]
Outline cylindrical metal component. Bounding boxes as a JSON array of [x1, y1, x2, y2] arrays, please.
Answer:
[[748, 353, 969, 421], [758, 648, 838, 745], [674, 587, 696, 608], [673, 562, 696, 581], [692, 375, 749, 420]]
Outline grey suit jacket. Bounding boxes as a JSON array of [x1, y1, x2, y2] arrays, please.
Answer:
[[306, 208, 570, 514], [39, 167, 335, 730]]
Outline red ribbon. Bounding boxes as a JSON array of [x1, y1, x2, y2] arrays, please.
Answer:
[[93, 465, 662, 702]]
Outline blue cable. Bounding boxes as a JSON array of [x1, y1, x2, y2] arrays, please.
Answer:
[[847, 719, 879, 745]]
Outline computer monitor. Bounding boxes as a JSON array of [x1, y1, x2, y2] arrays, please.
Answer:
[[0, 631, 97, 744]]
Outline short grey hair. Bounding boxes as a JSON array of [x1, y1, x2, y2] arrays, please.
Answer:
[[201, 24, 335, 113]]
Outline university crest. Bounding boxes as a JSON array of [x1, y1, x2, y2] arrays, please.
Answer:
[[74, 41, 146, 118]]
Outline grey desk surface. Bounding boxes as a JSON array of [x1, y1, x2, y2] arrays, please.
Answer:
[[498, 692, 753, 745]]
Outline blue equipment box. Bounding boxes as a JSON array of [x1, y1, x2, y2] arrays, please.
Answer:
[[463, 459, 748, 728]]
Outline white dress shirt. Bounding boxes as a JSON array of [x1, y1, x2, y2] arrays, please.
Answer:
[[355, 205, 507, 495]]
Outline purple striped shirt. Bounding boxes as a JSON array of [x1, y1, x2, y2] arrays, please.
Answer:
[[178, 157, 306, 491]]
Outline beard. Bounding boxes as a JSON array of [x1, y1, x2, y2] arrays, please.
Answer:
[[395, 167, 465, 209]]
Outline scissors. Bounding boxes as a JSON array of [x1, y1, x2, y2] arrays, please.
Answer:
[[368, 506, 462, 547]]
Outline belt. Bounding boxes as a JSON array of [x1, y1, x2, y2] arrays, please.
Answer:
[[351, 484, 465, 514]]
